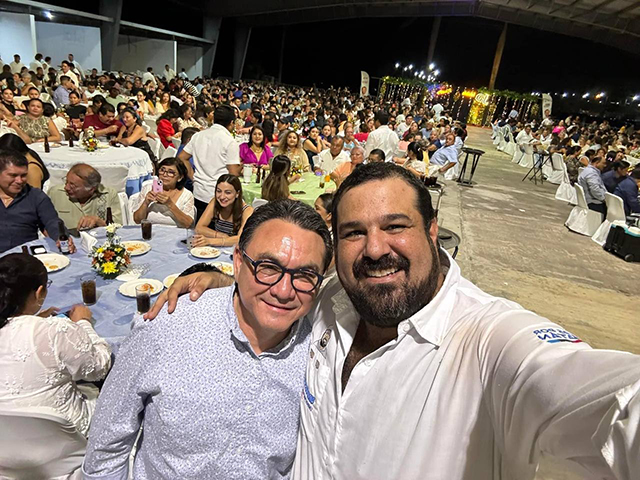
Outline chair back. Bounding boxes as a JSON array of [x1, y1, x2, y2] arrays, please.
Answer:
[[99, 165, 129, 194], [551, 153, 564, 171], [118, 191, 131, 225], [604, 193, 626, 223], [574, 184, 589, 209], [161, 146, 178, 160], [252, 198, 268, 208], [523, 144, 534, 154], [0, 407, 85, 479]]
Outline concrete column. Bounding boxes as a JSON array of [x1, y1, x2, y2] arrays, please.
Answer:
[[99, 0, 122, 72], [488, 23, 507, 90], [278, 26, 286, 84], [202, 16, 221, 78], [232, 23, 252, 81], [426, 17, 441, 70]]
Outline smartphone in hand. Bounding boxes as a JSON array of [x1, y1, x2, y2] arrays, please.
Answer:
[[152, 177, 163, 193]]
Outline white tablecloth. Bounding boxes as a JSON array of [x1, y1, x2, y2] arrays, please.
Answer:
[[33, 142, 154, 195]]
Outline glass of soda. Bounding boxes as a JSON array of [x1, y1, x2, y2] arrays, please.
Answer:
[[136, 284, 151, 314], [81, 274, 97, 305], [141, 220, 152, 240]]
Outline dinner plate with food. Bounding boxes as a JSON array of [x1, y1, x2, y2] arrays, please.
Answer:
[[122, 241, 151, 256], [208, 261, 234, 276], [34, 253, 70, 273], [190, 246, 221, 259], [162, 273, 180, 288], [118, 278, 164, 298]]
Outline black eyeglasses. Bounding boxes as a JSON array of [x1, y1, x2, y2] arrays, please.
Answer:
[[241, 250, 323, 293]]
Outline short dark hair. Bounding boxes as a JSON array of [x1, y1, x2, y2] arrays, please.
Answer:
[[631, 167, 640, 180], [181, 127, 199, 146], [369, 148, 385, 161], [157, 157, 188, 189], [0, 149, 28, 172], [214, 105, 235, 128], [99, 103, 116, 115], [0, 253, 48, 328], [59, 75, 70, 83], [317, 192, 334, 213], [374, 110, 390, 125], [69, 90, 80, 99], [331, 163, 435, 241], [239, 199, 333, 272]]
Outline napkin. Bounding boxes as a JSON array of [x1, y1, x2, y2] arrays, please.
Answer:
[[80, 231, 98, 253]]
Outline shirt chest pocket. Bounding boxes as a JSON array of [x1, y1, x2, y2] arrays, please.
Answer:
[[299, 343, 331, 441]]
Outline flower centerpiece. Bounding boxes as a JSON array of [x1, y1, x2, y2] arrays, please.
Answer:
[[82, 126, 100, 152], [90, 223, 130, 279]]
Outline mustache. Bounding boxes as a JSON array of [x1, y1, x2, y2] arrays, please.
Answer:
[[352, 254, 410, 280]]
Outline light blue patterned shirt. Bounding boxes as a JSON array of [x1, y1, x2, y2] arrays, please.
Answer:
[[83, 286, 311, 479]]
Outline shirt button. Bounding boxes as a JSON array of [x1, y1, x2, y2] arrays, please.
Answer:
[[364, 359, 371, 367], [310, 350, 315, 359], [402, 323, 411, 333]]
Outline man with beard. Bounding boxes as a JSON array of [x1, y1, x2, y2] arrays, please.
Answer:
[[146, 163, 640, 480]]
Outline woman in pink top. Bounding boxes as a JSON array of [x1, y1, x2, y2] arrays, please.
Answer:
[[239, 126, 273, 167]]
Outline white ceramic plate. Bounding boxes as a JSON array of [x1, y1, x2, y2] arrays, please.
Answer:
[[163, 273, 180, 288], [190, 246, 221, 259], [118, 278, 164, 298], [35, 253, 70, 273], [122, 241, 151, 256], [209, 261, 234, 276]]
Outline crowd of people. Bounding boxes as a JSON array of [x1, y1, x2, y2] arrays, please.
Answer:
[[1, 51, 640, 480], [495, 110, 640, 215]]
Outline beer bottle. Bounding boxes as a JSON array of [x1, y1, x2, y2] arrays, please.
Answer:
[[44, 135, 50, 153], [68, 134, 74, 148], [58, 219, 70, 255], [21, 246, 30, 255], [255, 165, 262, 184], [106, 207, 113, 225]]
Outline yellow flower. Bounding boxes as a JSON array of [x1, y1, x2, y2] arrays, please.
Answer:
[[96, 247, 104, 254], [102, 262, 117, 274]]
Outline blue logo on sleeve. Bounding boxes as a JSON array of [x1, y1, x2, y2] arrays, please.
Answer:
[[533, 327, 582, 344], [303, 377, 315, 410]]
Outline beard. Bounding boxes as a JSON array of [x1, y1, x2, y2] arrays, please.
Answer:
[[340, 238, 442, 328]]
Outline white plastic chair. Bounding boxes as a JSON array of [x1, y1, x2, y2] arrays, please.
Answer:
[[496, 126, 508, 151], [565, 184, 604, 236], [161, 146, 178, 160], [128, 192, 141, 225], [512, 144, 524, 164], [555, 161, 577, 204], [99, 165, 129, 194], [518, 144, 534, 168], [252, 198, 268, 208], [0, 407, 85, 480], [544, 153, 565, 185], [592, 193, 626, 246], [504, 129, 516, 157], [118, 192, 132, 226], [491, 124, 499, 145], [147, 137, 162, 160]]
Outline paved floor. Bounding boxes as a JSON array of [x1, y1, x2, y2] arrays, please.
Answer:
[[438, 126, 639, 480]]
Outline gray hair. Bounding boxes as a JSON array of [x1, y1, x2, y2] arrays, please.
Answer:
[[351, 145, 365, 156], [239, 199, 333, 272], [69, 163, 101, 189]]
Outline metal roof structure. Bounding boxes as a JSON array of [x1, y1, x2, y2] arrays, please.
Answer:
[[206, 0, 640, 54]]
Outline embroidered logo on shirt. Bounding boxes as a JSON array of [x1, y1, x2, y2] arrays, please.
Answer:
[[303, 377, 315, 410], [533, 328, 582, 344]]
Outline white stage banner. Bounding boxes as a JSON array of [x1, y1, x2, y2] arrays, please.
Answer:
[[542, 93, 553, 115], [360, 71, 370, 96]]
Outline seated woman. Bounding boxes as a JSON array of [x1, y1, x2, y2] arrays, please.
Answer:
[[178, 104, 202, 132], [396, 141, 426, 177], [239, 126, 273, 168], [111, 108, 157, 163], [136, 90, 156, 117], [86, 95, 106, 117], [303, 126, 324, 169], [193, 174, 253, 248], [1, 87, 17, 115], [342, 123, 359, 151], [8, 98, 61, 144], [194, 106, 214, 129], [155, 91, 172, 115], [274, 129, 310, 172], [261, 155, 295, 202], [132, 157, 195, 228], [0, 253, 111, 437], [0, 133, 50, 189], [314, 192, 333, 232], [156, 108, 182, 149]]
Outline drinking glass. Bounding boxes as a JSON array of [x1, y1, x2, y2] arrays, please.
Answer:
[[135, 284, 151, 314], [81, 274, 97, 306], [141, 220, 152, 240]]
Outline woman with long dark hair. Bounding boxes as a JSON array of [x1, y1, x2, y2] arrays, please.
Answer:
[[0, 253, 111, 437], [261, 154, 293, 201], [193, 174, 253, 248], [7, 98, 61, 144], [0, 133, 50, 189], [239, 126, 273, 167], [156, 108, 182, 148], [111, 108, 157, 163]]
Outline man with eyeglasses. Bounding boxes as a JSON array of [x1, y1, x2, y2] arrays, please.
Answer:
[[48, 163, 122, 231], [83, 200, 333, 479]]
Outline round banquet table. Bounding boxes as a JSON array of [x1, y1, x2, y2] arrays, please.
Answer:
[[31, 142, 154, 196], [242, 171, 337, 207], [5, 226, 233, 354]]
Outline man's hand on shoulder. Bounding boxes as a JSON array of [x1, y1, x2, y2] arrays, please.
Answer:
[[144, 270, 234, 320]]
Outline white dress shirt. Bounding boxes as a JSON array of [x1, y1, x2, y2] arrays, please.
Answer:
[[396, 122, 410, 139], [141, 71, 156, 87], [317, 149, 350, 173], [292, 252, 640, 480], [164, 68, 176, 81], [29, 60, 43, 72], [131, 183, 195, 227], [10, 61, 25, 74], [516, 130, 533, 145], [58, 70, 79, 88], [183, 124, 241, 203], [429, 144, 459, 167], [364, 125, 399, 162]]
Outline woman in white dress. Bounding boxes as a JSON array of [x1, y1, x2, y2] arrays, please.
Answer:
[[0, 253, 111, 437], [132, 157, 196, 228]]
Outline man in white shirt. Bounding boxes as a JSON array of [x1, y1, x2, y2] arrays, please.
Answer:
[[396, 114, 413, 139], [29, 53, 43, 72], [67, 54, 84, 82], [152, 162, 640, 480], [164, 64, 176, 81], [177, 105, 242, 219], [57, 61, 79, 88], [429, 132, 458, 176], [315, 137, 350, 173], [516, 124, 534, 146], [141, 67, 156, 87], [432, 102, 444, 119], [10, 54, 25, 74], [178, 68, 188, 80], [364, 111, 400, 162]]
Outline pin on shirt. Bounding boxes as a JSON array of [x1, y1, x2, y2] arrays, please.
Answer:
[[319, 329, 332, 350]]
